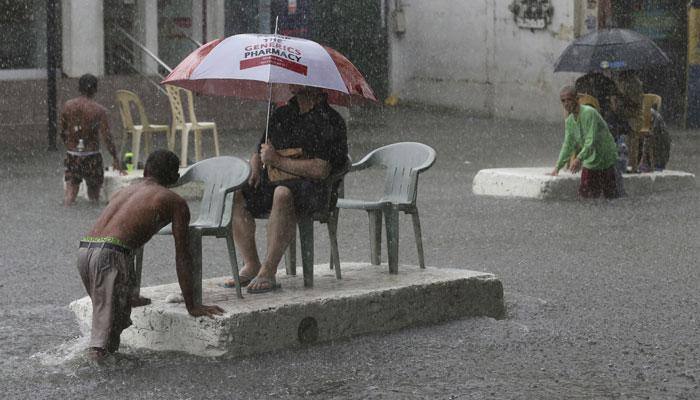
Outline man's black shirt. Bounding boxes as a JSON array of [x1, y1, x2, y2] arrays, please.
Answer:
[[257, 95, 348, 174]]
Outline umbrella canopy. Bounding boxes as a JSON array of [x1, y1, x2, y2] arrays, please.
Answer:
[[554, 28, 670, 73], [162, 33, 377, 106]]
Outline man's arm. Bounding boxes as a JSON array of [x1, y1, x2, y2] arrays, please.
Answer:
[[98, 111, 124, 172], [260, 143, 330, 180], [248, 151, 263, 188], [553, 119, 575, 174], [576, 111, 599, 162], [170, 196, 224, 318]]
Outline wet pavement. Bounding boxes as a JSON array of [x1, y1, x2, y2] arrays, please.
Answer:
[[2, 105, 699, 399]]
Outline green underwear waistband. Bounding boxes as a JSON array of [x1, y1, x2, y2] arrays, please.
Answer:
[[80, 236, 131, 250]]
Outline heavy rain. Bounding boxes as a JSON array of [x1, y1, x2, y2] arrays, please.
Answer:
[[1, 1, 699, 399]]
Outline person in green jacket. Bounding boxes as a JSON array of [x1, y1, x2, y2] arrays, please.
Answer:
[[549, 86, 619, 199]]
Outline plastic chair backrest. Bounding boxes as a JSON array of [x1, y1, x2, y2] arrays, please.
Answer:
[[360, 142, 436, 205], [176, 156, 251, 228], [115, 90, 136, 131], [165, 85, 187, 129], [115, 90, 152, 129], [184, 89, 200, 125], [641, 93, 662, 133], [577, 93, 600, 111]]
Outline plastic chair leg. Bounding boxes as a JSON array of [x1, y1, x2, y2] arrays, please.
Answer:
[[368, 210, 382, 265], [298, 218, 314, 287], [225, 233, 243, 299], [194, 130, 202, 163], [132, 131, 142, 169], [384, 207, 399, 274], [285, 232, 297, 276], [167, 127, 176, 152], [328, 210, 341, 279], [212, 125, 220, 157], [143, 133, 152, 161], [180, 127, 190, 167], [132, 246, 144, 300], [189, 229, 203, 305], [120, 131, 129, 161], [410, 210, 425, 268]]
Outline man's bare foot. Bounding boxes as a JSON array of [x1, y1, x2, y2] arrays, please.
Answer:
[[223, 265, 259, 288], [131, 296, 151, 307], [87, 347, 107, 362]]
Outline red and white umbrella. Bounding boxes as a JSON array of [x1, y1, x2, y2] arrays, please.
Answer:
[[162, 33, 377, 106]]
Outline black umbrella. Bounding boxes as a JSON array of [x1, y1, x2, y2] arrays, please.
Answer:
[[554, 28, 670, 73]]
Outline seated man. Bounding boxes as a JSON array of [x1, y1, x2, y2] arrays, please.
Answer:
[[575, 71, 617, 117], [225, 85, 347, 294], [614, 70, 644, 172], [77, 150, 224, 361], [549, 86, 619, 199]]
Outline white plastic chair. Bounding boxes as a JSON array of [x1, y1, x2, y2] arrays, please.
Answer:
[[165, 85, 220, 167], [337, 142, 436, 273], [134, 156, 251, 302], [115, 89, 172, 168]]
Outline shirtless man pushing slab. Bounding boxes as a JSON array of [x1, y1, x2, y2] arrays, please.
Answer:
[[77, 150, 224, 361]]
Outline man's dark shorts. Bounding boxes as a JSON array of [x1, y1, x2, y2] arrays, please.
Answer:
[[64, 153, 104, 187], [243, 174, 328, 218]]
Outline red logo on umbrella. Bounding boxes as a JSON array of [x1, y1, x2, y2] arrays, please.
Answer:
[[240, 56, 308, 76]]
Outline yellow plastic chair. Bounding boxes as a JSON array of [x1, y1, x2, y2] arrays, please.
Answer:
[[115, 90, 172, 168], [165, 85, 220, 168], [577, 93, 600, 111]]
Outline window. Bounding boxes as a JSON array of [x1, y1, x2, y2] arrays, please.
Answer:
[[0, 0, 48, 70]]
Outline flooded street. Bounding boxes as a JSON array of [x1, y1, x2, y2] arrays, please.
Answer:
[[2, 106, 700, 399]]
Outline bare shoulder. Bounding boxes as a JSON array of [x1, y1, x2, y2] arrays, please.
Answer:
[[150, 185, 187, 209], [62, 98, 79, 110]]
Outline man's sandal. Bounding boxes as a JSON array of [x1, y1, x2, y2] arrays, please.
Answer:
[[246, 276, 281, 294]]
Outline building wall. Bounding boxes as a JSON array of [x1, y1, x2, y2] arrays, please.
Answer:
[[388, 0, 581, 122], [62, 0, 104, 77]]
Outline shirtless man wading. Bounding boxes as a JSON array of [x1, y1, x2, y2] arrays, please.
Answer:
[[60, 73, 124, 206], [77, 150, 224, 361]]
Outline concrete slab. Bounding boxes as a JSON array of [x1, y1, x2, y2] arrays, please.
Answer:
[[74, 168, 203, 202], [70, 263, 504, 358], [472, 167, 696, 200]]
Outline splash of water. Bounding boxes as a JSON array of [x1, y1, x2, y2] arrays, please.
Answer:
[[30, 335, 91, 374], [29, 335, 142, 376]]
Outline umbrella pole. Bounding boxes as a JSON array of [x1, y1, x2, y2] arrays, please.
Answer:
[[264, 82, 273, 143], [264, 16, 279, 143]]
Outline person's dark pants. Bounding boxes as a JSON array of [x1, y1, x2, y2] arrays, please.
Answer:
[[242, 175, 328, 218], [579, 166, 618, 199]]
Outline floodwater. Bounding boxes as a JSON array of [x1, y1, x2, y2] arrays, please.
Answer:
[[2, 106, 700, 399]]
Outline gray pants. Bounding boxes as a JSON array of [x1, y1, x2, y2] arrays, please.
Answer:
[[77, 245, 134, 350]]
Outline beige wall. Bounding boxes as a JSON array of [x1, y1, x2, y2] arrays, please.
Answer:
[[388, 0, 582, 122]]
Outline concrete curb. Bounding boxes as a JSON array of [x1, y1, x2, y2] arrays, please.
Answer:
[[472, 167, 696, 200], [70, 263, 504, 357]]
